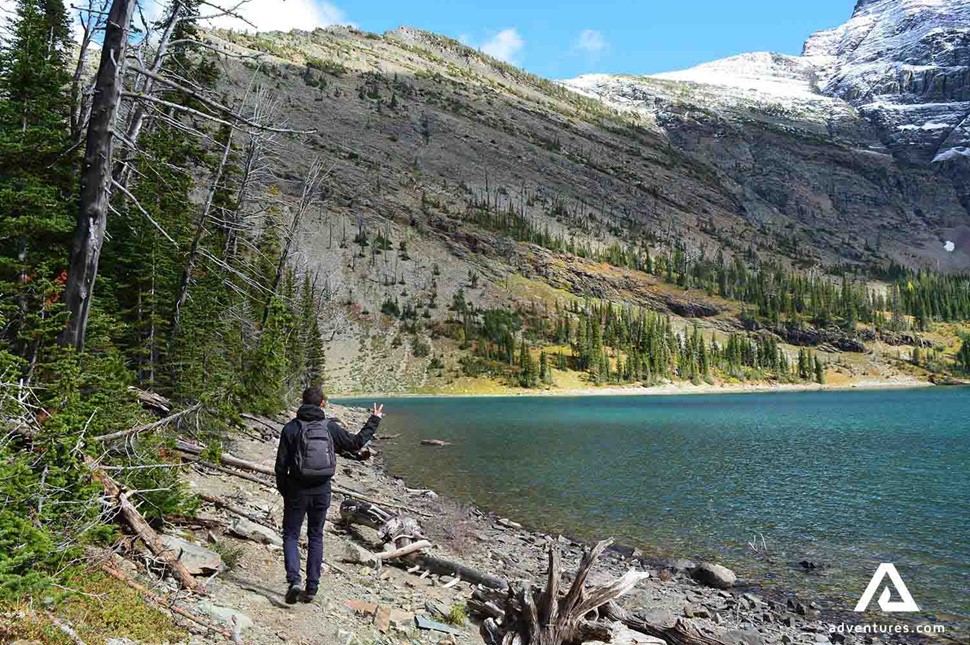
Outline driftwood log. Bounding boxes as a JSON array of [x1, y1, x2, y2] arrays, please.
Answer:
[[187, 455, 276, 488], [413, 552, 509, 590], [340, 499, 509, 590], [175, 439, 273, 476], [197, 492, 278, 530], [600, 602, 727, 645], [339, 499, 423, 545], [478, 538, 649, 645], [93, 403, 202, 443], [85, 457, 200, 593]]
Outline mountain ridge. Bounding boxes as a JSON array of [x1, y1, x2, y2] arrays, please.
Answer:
[[561, 0, 970, 268], [196, 9, 970, 393]]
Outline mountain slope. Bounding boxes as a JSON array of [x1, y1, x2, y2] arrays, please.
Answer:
[[563, 0, 970, 269], [200, 11, 969, 392]]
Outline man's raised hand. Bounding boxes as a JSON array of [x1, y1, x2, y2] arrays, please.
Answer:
[[372, 403, 384, 418]]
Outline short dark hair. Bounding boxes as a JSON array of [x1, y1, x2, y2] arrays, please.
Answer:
[[302, 386, 326, 406]]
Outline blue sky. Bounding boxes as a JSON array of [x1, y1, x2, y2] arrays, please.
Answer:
[[340, 0, 855, 78]]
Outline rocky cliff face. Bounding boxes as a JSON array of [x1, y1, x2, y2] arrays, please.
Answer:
[[802, 0, 970, 165], [562, 0, 970, 269]]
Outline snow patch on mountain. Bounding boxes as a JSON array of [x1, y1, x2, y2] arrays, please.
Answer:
[[563, 0, 970, 166], [650, 52, 821, 100]]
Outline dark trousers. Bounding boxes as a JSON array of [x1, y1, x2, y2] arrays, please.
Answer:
[[282, 491, 331, 592]]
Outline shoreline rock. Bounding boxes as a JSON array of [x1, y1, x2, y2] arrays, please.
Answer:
[[690, 562, 738, 589]]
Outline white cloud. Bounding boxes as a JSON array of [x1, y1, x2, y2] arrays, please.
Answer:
[[575, 29, 607, 54], [207, 0, 349, 33], [480, 28, 524, 64]]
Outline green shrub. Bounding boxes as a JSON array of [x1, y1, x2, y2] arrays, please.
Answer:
[[305, 56, 347, 76], [445, 602, 467, 626], [211, 540, 244, 570], [412, 338, 431, 357]]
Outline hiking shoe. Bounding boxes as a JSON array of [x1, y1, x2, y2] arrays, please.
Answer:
[[299, 589, 316, 603], [285, 584, 302, 604]]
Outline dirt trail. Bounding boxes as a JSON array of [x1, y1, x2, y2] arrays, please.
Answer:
[[162, 405, 839, 645]]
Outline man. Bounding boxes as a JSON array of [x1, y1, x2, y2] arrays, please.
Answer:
[[274, 386, 383, 603]]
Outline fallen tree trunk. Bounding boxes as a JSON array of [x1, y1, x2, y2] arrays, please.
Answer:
[[411, 552, 508, 591], [239, 413, 281, 438], [188, 456, 276, 488], [339, 499, 395, 530], [339, 499, 507, 590], [197, 492, 277, 530], [600, 602, 727, 645], [478, 538, 649, 644], [377, 539, 432, 561], [86, 457, 200, 593], [332, 484, 432, 517], [93, 403, 202, 443], [343, 539, 434, 566], [129, 387, 171, 415], [175, 440, 274, 476]]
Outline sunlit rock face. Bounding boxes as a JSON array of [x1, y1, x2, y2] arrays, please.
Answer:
[[802, 0, 970, 164], [559, 0, 970, 270]]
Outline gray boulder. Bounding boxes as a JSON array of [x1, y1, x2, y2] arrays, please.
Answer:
[[665, 558, 696, 573], [197, 601, 253, 632], [229, 518, 283, 546], [157, 534, 222, 575], [690, 562, 737, 589]]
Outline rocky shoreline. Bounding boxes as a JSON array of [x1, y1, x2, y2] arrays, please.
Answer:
[[156, 405, 948, 644], [333, 376, 942, 399]]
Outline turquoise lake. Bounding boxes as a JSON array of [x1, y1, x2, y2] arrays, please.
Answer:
[[337, 388, 970, 630]]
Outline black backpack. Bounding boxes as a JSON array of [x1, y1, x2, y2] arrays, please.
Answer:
[[294, 419, 336, 481]]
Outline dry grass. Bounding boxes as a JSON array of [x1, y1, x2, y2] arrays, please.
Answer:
[[0, 569, 186, 645]]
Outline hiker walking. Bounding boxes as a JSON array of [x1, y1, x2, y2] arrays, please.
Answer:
[[274, 386, 383, 603]]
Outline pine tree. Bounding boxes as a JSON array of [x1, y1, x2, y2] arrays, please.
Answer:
[[539, 350, 553, 385], [956, 339, 970, 374], [299, 275, 326, 387], [0, 0, 75, 368], [244, 297, 291, 414], [517, 339, 538, 388]]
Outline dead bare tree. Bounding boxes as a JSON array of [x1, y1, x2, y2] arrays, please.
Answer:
[[61, 0, 138, 351], [261, 157, 326, 326], [111, 0, 184, 188], [221, 86, 281, 261], [69, 0, 109, 145], [170, 130, 233, 338], [60, 0, 314, 352]]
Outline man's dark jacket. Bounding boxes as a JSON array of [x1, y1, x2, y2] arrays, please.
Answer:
[[275, 404, 380, 496]]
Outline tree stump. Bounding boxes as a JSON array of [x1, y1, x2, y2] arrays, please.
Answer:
[[480, 538, 649, 645]]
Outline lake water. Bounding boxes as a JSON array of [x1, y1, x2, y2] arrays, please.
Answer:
[[337, 388, 970, 630]]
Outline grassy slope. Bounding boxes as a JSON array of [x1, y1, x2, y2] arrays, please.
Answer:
[[202, 26, 968, 395]]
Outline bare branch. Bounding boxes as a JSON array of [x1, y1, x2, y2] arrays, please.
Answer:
[[126, 65, 316, 133], [110, 179, 179, 246]]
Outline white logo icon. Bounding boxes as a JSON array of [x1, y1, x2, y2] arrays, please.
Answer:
[[854, 563, 920, 613]]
